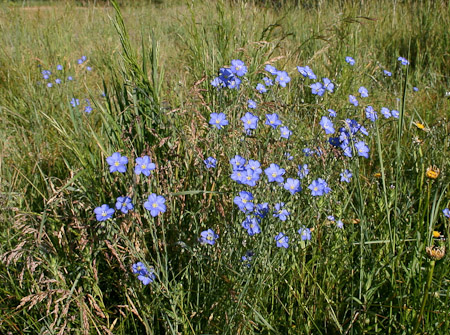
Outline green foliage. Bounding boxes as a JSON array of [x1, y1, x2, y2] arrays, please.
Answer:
[[1, 0, 449, 334]]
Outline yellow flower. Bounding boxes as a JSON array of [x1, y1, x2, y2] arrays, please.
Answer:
[[432, 231, 441, 238], [426, 166, 440, 179], [413, 122, 427, 130], [373, 172, 381, 178]]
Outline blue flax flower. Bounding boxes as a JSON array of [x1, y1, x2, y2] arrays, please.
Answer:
[[298, 227, 311, 241], [275, 71, 290, 87], [365, 106, 378, 122], [241, 112, 258, 132], [381, 107, 391, 118], [337, 220, 344, 229], [340, 169, 352, 183], [204, 157, 217, 169], [242, 216, 261, 236], [70, 98, 80, 107], [443, 208, 450, 218], [308, 178, 331, 196], [241, 169, 259, 187], [230, 59, 247, 76], [211, 77, 224, 88], [247, 99, 257, 109], [275, 232, 289, 248], [265, 64, 278, 75], [297, 66, 316, 80], [320, 116, 335, 134], [132, 262, 147, 275], [199, 229, 219, 245], [106, 153, 128, 173], [263, 77, 273, 86], [284, 178, 301, 195], [246, 159, 262, 175], [391, 110, 399, 118], [55, 78, 62, 84], [209, 112, 229, 129], [234, 191, 254, 212], [115, 196, 134, 214], [132, 262, 156, 285], [230, 170, 244, 184], [311, 82, 325, 96], [57, 65, 63, 71], [328, 109, 336, 117], [280, 126, 292, 139], [144, 194, 166, 217], [273, 202, 290, 221], [265, 113, 282, 129], [256, 83, 267, 93], [345, 56, 355, 66], [94, 204, 114, 221], [322, 78, 334, 93], [383, 69, 392, 76], [230, 155, 246, 170], [298, 164, 309, 179], [227, 76, 241, 90], [255, 203, 269, 218], [265, 163, 285, 183], [135, 156, 156, 176], [398, 57, 409, 65], [349, 95, 358, 106], [355, 141, 369, 158], [358, 86, 369, 98]]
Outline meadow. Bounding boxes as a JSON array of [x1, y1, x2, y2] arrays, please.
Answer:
[[0, 0, 449, 333]]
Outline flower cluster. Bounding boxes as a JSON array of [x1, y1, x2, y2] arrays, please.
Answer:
[[211, 59, 247, 89], [93, 153, 165, 223], [39, 56, 96, 112], [132, 262, 156, 285]]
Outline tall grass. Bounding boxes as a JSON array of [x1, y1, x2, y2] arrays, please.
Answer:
[[1, 0, 449, 334]]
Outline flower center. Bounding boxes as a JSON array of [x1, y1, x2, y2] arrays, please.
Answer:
[[272, 173, 277, 177], [141, 164, 147, 169], [152, 203, 158, 208], [101, 211, 107, 217], [313, 187, 318, 191], [114, 161, 120, 166]]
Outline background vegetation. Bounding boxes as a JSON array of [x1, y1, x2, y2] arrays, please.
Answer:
[[0, 0, 449, 334]]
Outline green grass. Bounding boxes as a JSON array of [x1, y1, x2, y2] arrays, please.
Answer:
[[1, 0, 449, 334]]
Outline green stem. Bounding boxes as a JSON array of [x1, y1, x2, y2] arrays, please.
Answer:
[[412, 260, 436, 335]]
